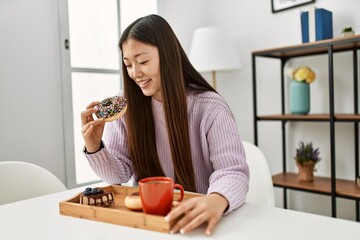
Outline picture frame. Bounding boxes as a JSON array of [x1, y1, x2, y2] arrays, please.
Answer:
[[272, 0, 315, 13]]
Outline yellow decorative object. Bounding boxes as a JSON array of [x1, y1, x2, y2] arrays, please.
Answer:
[[290, 66, 316, 83]]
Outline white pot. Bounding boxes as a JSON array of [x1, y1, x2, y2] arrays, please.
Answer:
[[342, 31, 355, 37]]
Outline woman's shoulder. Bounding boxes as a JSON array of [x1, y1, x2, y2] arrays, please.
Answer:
[[188, 90, 227, 107], [187, 89, 231, 115]]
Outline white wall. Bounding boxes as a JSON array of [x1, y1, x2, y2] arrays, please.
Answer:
[[158, 0, 207, 51], [0, 0, 66, 183], [0, 0, 359, 220]]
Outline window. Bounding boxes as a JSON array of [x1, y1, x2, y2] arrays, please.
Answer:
[[59, 0, 157, 188]]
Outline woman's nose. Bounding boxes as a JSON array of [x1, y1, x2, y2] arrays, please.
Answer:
[[132, 65, 142, 78]]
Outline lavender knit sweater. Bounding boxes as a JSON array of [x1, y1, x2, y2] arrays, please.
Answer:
[[85, 90, 249, 214]]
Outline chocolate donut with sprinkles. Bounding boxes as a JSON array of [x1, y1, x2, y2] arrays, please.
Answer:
[[95, 96, 127, 122]]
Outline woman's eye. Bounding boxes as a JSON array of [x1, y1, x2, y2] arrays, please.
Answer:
[[139, 60, 148, 65]]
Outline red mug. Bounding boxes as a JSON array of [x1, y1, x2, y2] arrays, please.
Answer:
[[138, 177, 184, 216]]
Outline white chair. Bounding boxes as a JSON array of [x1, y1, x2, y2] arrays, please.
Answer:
[[0, 161, 67, 205], [243, 141, 275, 207]]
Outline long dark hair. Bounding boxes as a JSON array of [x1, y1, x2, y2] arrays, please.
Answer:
[[119, 14, 215, 192]]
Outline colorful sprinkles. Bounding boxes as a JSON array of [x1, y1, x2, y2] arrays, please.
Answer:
[[95, 96, 127, 119]]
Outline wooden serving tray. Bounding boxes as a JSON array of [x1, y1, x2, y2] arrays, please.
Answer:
[[59, 185, 202, 233]]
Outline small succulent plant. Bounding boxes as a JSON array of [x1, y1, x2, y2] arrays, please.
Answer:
[[342, 27, 353, 33], [294, 141, 321, 166]]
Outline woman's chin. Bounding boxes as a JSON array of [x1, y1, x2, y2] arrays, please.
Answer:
[[140, 88, 162, 100], [141, 89, 153, 97]]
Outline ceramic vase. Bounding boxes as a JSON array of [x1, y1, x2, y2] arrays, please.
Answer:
[[296, 161, 315, 182], [290, 80, 310, 115]]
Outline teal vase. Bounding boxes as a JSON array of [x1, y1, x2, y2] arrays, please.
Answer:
[[290, 80, 310, 115]]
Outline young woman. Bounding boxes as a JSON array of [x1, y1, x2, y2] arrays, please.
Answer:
[[81, 14, 249, 235]]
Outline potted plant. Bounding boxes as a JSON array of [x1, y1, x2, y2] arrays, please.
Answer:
[[294, 141, 321, 182], [341, 27, 355, 37], [288, 66, 316, 115]]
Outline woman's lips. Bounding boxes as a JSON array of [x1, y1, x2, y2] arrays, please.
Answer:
[[137, 79, 151, 87]]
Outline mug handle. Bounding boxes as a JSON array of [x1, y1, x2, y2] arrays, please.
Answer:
[[173, 183, 184, 202]]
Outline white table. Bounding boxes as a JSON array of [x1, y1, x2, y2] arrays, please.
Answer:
[[0, 185, 359, 240]]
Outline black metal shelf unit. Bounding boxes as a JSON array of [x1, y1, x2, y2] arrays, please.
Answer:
[[251, 35, 360, 221]]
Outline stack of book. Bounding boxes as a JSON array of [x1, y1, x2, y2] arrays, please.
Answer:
[[301, 7, 333, 43]]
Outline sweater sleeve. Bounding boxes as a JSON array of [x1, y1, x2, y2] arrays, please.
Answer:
[[205, 103, 250, 215], [84, 119, 134, 184]]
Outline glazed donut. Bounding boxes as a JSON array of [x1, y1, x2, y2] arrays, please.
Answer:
[[95, 96, 127, 122], [124, 191, 142, 211]]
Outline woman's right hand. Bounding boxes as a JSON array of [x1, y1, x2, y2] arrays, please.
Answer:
[[81, 101, 106, 152]]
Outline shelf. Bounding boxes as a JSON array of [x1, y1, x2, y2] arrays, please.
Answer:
[[252, 35, 360, 59], [273, 173, 360, 199], [257, 114, 360, 122], [253, 34, 360, 219]]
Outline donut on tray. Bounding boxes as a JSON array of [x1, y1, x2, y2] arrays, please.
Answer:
[[124, 192, 142, 211]]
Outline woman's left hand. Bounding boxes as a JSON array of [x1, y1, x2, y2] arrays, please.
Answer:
[[165, 193, 229, 235]]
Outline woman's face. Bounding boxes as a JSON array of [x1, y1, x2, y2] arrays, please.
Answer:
[[122, 38, 162, 101]]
